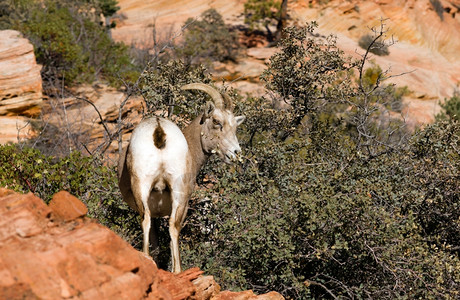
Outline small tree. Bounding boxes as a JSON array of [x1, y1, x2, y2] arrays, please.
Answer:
[[436, 91, 460, 122], [358, 34, 390, 56], [178, 8, 239, 65], [261, 22, 357, 131], [140, 60, 212, 120], [244, 0, 288, 42]]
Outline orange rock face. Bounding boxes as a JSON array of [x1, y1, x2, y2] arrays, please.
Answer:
[[0, 30, 42, 116], [0, 188, 284, 300], [0, 30, 42, 144], [112, 0, 245, 47]]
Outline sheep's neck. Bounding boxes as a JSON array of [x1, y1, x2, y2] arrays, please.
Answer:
[[183, 116, 210, 178]]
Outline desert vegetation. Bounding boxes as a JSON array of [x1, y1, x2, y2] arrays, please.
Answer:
[[0, 2, 459, 299], [0, 0, 139, 91]]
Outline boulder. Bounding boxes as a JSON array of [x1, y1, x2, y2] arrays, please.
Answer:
[[49, 191, 89, 221], [193, 275, 221, 299]]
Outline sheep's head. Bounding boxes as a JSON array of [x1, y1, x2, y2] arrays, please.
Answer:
[[181, 83, 245, 163]]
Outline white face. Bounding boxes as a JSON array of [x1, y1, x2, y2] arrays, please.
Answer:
[[201, 108, 245, 163]]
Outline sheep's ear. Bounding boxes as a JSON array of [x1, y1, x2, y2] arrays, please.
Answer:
[[201, 102, 215, 124], [235, 115, 245, 126]]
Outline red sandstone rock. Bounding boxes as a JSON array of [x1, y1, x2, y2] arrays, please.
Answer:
[[212, 290, 284, 300], [157, 269, 197, 300], [0, 189, 159, 299], [0, 29, 42, 144], [49, 191, 88, 221], [212, 290, 257, 300], [0, 189, 284, 299], [193, 275, 222, 300], [0, 187, 14, 197]]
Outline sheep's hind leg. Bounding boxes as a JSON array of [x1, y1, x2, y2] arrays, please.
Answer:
[[169, 191, 190, 273], [141, 208, 151, 255], [132, 178, 153, 256], [149, 217, 160, 263]]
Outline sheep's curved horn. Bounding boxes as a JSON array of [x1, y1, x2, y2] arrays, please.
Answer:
[[181, 83, 224, 109]]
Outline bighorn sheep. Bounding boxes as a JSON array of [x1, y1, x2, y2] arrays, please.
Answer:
[[118, 83, 245, 273]]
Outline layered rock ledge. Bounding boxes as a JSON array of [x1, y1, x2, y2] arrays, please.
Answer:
[[0, 30, 42, 144], [0, 30, 42, 117]]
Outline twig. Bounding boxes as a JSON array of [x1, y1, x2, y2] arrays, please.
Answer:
[[305, 280, 338, 299], [75, 96, 112, 139]]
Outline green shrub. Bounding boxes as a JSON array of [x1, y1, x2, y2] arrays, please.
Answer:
[[261, 22, 357, 129], [137, 23, 460, 298], [261, 23, 408, 157], [1, 0, 139, 89], [178, 8, 240, 65], [436, 91, 460, 122], [175, 24, 459, 298], [140, 59, 212, 120], [180, 116, 460, 299]]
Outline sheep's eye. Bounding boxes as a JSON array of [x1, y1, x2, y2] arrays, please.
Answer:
[[212, 119, 222, 128]]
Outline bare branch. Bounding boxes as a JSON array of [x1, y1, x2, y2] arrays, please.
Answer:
[[305, 280, 339, 300], [75, 96, 112, 140]]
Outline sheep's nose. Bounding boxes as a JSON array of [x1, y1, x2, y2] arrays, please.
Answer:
[[235, 148, 241, 155]]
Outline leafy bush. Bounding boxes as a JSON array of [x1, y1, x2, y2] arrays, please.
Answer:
[[358, 34, 390, 56], [261, 22, 407, 157], [1, 0, 139, 89], [140, 60, 213, 121], [175, 24, 459, 298], [180, 115, 459, 298], [136, 23, 459, 298], [178, 9, 240, 65], [436, 91, 460, 122], [261, 22, 357, 130]]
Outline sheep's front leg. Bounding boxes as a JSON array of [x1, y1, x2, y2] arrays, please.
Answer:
[[169, 190, 190, 273]]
